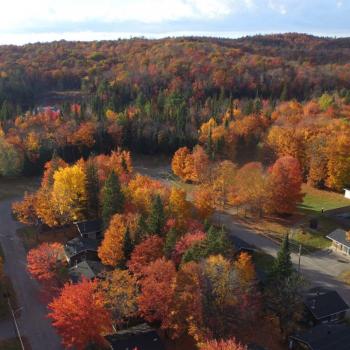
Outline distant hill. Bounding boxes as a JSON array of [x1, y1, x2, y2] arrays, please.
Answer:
[[0, 33, 350, 109]]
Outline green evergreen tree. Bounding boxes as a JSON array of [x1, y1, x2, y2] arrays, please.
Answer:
[[101, 171, 124, 227], [272, 234, 293, 280], [164, 227, 179, 259], [280, 83, 288, 101], [148, 195, 165, 236], [85, 160, 100, 219]]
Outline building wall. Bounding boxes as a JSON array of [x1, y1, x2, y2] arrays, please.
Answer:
[[331, 241, 350, 256], [345, 189, 350, 199]]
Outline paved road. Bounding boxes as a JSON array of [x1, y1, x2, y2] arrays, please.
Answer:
[[0, 199, 63, 350], [215, 212, 350, 305]]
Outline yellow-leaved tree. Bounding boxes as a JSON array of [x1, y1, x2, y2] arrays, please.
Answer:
[[51, 164, 87, 223]]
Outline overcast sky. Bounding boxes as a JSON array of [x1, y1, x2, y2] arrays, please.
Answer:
[[1, 0, 349, 45]]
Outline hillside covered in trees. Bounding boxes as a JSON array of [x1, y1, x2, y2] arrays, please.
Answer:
[[1, 34, 350, 191]]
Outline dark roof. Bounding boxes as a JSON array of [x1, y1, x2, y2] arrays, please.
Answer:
[[290, 324, 350, 350], [304, 289, 349, 320], [64, 237, 100, 258], [68, 260, 106, 282], [105, 324, 165, 350], [326, 229, 350, 248], [75, 219, 102, 235]]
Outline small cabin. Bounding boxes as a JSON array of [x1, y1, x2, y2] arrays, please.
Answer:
[[64, 237, 100, 266], [75, 219, 103, 240], [105, 323, 165, 350], [304, 289, 349, 325], [326, 228, 350, 256], [68, 260, 106, 283], [289, 324, 350, 350]]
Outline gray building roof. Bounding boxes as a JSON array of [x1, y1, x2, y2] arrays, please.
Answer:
[[290, 324, 350, 350], [64, 237, 100, 259], [304, 289, 349, 320], [105, 323, 165, 350], [75, 219, 102, 236], [327, 229, 350, 248], [68, 260, 106, 282]]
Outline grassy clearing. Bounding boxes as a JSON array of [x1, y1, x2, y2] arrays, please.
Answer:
[[0, 177, 39, 201], [17, 225, 77, 252], [338, 270, 350, 285], [0, 338, 26, 350], [299, 184, 350, 214]]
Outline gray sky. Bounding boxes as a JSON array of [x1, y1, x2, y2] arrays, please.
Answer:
[[1, 0, 349, 44]]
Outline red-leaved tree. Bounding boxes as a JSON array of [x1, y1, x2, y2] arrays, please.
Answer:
[[127, 236, 164, 276], [48, 279, 112, 350]]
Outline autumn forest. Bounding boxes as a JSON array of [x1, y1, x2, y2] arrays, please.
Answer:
[[1, 33, 350, 350]]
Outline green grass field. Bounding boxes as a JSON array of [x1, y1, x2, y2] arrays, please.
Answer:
[[299, 184, 350, 214], [292, 184, 350, 252]]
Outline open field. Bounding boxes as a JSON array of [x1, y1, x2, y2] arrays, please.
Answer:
[[299, 184, 350, 214], [0, 177, 39, 201]]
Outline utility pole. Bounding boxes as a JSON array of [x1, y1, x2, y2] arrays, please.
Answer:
[[298, 244, 302, 273]]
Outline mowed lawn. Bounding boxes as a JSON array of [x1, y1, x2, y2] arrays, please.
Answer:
[[291, 184, 350, 252], [299, 184, 350, 214]]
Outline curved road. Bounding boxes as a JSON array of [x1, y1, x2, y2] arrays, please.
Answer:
[[0, 199, 63, 350]]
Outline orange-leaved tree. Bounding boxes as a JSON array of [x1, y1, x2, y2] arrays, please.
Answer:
[[48, 279, 112, 350], [199, 338, 247, 350], [98, 214, 127, 267]]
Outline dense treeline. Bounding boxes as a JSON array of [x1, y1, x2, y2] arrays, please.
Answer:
[[1, 34, 350, 113], [1, 34, 350, 190]]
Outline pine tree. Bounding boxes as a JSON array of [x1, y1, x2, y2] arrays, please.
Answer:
[[148, 195, 165, 236], [272, 234, 293, 279], [101, 171, 124, 227], [164, 227, 179, 259], [123, 227, 133, 263], [85, 160, 100, 219]]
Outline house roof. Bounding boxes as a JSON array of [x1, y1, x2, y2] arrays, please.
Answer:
[[105, 323, 165, 350], [326, 229, 350, 249], [290, 324, 350, 350], [68, 260, 106, 282], [229, 235, 256, 253], [304, 289, 349, 320], [75, 219, 102, 235], [64, 237, 100, 258]]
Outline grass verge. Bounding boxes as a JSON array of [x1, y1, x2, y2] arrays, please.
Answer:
[[0, 177, 39, 201], [0, 338, 29, 350], [338, 270, 350, 286]]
